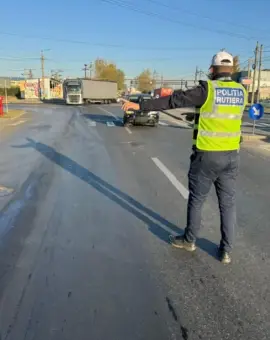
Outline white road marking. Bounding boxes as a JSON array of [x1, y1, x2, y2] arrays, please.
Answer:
[[159, 121, 169, 126], [259, 122, 270, 127], [125, 127, 132, 134], [8, 120, 26, 126], [173, 120, 192, 128], [88, 121, 96, 127], [152, 157, 189, 200], [10, 112, 25, 120], [242, 121, 270, 127], [99, 106, 120, 121], [106, 121, 115, 127]]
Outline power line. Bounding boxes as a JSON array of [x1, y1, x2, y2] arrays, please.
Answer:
[[0, 31, 244, 52], [100, 0, 257, 41], [0, 56, 39, 61], [145, 0, 270, 35]]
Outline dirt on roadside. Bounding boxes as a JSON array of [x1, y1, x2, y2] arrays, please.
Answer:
[[0, 110, 24, 120]]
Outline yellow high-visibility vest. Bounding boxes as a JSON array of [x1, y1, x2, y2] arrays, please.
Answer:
[[193, 80, 247, 151]]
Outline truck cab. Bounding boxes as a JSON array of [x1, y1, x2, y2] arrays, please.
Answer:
[[63, 79, 83, 105]]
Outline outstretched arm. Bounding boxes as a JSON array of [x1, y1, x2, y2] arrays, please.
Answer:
[[122, 81, 208, 112]]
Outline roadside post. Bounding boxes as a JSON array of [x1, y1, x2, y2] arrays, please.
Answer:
[[248, 103, 264, 134], [0, 96, 4, 116], [4, 80, 9, 114]]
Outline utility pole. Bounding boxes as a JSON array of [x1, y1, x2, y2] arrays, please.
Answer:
[[89, 62, 93, 79], [251, 41, 259, 104], [41, 50, 45, 99], [160, 74, 163, 87], [247, 58, 252, 94], [83, 64, 88, 79], [194, 66, 199, 83], [257, 44, 263, 103], [153, 70, 158, 87], [29, 69, 33, 79]]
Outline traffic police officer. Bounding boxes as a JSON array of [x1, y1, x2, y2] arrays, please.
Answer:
[[122, 51, 247, 264]]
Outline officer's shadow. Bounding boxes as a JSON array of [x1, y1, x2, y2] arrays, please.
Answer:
[[13, 138, 218, 259]]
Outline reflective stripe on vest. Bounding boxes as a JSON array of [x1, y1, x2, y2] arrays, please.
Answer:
[[193, 80, 247, 151], [199, 130, 241, 137], [200, 112, 241, 120]]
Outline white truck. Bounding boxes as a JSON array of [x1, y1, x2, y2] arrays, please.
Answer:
[[63, 79, 117, 105]]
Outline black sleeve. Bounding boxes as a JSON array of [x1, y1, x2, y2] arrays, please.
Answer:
[[140, 81, 208, 112]]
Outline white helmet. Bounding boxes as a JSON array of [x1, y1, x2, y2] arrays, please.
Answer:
[[211, 50, 234, 67]]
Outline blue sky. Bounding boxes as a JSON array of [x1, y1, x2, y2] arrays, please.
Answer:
[[1, 0, 270, 80]]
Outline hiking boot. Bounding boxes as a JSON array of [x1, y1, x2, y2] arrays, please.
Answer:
[[218, 248, 232, 264], [169, 234, 196, 252]]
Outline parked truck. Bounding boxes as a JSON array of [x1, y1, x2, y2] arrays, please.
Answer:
[[154, 87, 173, 99], [63, 79, 117, 105]]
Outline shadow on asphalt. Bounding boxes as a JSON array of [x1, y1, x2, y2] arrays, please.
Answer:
[[41, 99, 66, 105], [82, 113, 123, 126], [262, 136, 270, 144], [12, 138, 218, 259]]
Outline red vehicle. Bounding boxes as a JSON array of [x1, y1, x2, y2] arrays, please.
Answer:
[[154, 87, 173, 99]]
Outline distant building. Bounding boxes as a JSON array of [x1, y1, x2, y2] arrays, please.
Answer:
[[233, 69, 270, 101], [17, 78, 63, 99]]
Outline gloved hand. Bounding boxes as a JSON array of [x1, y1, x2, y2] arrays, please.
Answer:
[[121, 99, 140, 112]]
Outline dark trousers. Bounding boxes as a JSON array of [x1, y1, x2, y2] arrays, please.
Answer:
[[185, 150, 240, 252]]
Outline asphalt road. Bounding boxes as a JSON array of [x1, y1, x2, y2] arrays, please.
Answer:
[[0, 103, 270, 340]]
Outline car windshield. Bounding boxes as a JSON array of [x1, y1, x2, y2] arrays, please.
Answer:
[[129, 96, 151, 103]]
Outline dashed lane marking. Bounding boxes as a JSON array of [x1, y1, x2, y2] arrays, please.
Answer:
[[159, 121, 169, 126], [106, 121, 115, 127], [152, 157, 189, 200], [88, 121, 96, 127], [98, 106, 132, 133]]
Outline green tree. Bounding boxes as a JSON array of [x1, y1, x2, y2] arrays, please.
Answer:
[[136, 69, 156, 92], [116, 69, 125, 91], [94, 58, 125, 90], [233, 56, 240, 73]]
